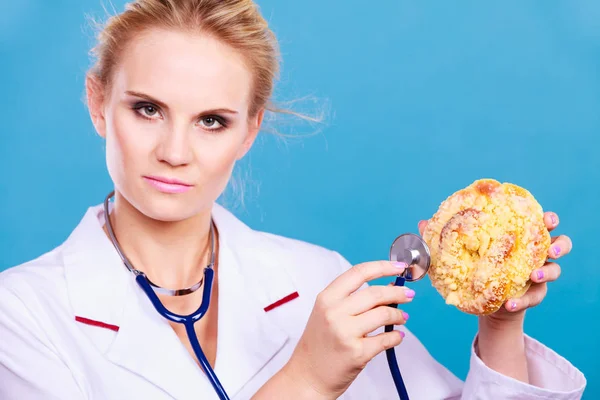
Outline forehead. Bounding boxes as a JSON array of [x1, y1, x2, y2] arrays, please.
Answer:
[[110, 28, 253, 112]]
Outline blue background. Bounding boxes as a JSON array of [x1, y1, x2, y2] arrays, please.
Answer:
[[1, 0, 598, 397]]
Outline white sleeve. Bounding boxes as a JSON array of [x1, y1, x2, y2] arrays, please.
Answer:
[[460, 333, 586, 399], [0, 284, 84, 400], [331, 251, 587, 400]]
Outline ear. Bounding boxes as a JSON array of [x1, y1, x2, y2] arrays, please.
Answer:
[[236, 108, 264, 160], [86, 74, 107, 138]]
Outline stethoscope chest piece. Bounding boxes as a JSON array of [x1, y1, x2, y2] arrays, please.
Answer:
[[389, 233, 431, 282]]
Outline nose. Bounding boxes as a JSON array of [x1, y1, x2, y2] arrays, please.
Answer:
[[155, 124, 193, 166]]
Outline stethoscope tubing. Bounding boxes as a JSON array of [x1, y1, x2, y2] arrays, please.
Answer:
[[135, 269, 231, 400], [386, 275, 411, 400]]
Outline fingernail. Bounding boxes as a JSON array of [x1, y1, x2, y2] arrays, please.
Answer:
[[553, 245, 561, 257], [392, 261, 407, 269], [400, 331, 406, 339], [551, 214, 558, 226], [404, 289, 415, 299], [402, 311, 409, 321], [536, 269, 544, 280], [510, 301, 517, 311]]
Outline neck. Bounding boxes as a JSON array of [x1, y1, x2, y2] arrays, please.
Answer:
[[105, 192, 214, 289]]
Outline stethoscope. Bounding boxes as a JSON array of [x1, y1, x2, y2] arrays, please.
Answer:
[[103, 191, 228, 398], [103, 191, 431, 400], [387, 233, 431, 400]]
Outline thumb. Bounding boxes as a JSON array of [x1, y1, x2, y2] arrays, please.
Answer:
[[418, 220, 428, 236]]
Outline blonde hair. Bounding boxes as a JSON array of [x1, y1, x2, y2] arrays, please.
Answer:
[[89, 0, 280, 117], [87, 0, 324, 209]]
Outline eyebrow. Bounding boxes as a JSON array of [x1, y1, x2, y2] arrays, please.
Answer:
[[124, 90, 239, 115]]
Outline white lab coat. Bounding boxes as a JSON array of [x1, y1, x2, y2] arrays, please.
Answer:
[[0, 202, 587, 400]]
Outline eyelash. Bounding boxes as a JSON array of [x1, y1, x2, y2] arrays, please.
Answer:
[[131, 102, 229, 132]]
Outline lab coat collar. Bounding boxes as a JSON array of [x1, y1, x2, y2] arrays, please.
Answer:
[[63, 201, 297, 399]]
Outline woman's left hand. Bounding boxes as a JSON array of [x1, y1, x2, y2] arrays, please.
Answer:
[[417, 211, 573, 321]]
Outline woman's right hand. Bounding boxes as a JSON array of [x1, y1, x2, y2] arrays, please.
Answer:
[[284, 260, 415, 399]]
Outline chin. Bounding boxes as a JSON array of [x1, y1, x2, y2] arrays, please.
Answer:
[[129, 189, 208, 223], [143, 206, 195, 222]]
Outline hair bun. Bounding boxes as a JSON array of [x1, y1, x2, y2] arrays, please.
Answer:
[[422, 179, 551, 316]]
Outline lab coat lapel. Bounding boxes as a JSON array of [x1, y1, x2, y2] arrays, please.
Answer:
[[106, 278, 216, 400], [65, 204, 216, 399], [63, 204, 130, 336], [212, 230, 291, 397]]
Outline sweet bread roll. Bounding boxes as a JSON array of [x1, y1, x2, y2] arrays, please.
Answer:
[[422, 179, 551, 316]]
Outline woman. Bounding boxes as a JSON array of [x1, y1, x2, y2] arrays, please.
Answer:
[[0, 1, 586, 399]]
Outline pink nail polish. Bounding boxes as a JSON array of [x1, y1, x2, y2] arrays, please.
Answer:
[[402, 311, 409, 321], [537, 270, 544, 280], [551, 214, 557, 225], [392, 261, 407, 269], [510, 301, 517, 310], [404, 289, 415, 299], [553, 245, 560, 257], [400, 331, 405, 339]]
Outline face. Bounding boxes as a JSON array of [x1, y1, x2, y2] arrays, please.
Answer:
[[87, 29, 263, 221]]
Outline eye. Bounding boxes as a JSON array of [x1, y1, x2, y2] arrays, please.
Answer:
[[141, 105, 157, 116], [198, 116, 227, 131], [133, 102, 162, 120]]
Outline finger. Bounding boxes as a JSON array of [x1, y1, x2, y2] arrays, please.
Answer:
[[361, 329, 405, 361], [418, 220, 428, 236], [322, 261, 407, 303], [505, 283, 548, 312], [340, 285, 415, 315], [548, 235, 573, 259], [544, 212, 559, 232], [352, 306, 409, 337], [531, 262, 561, 283]]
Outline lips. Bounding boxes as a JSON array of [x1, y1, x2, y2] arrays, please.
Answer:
[[143, 175, 193, 194]]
